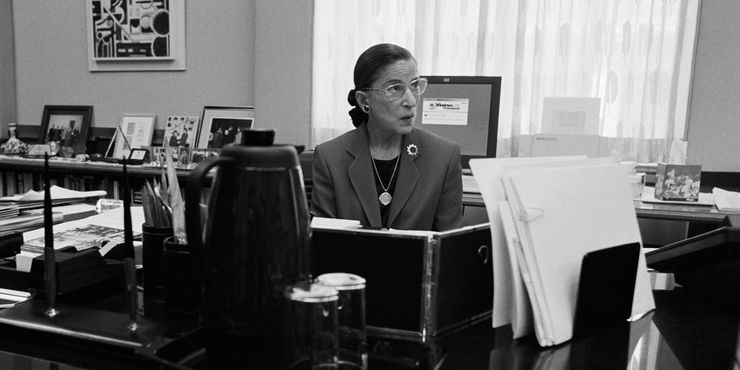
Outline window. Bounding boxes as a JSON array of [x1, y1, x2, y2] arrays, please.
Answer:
[[312, 0, 699, 162]]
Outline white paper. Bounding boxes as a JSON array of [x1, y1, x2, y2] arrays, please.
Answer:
[[502, 164, 655, 346], [497, 201, 533, 338], [0, 185, 106, 202], [469, 155, 598, 328], [712, 187, 740, 213], [420, 98, 470, 125]]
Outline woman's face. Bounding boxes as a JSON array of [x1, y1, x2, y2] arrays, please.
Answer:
[[360, 59, 420, 136]]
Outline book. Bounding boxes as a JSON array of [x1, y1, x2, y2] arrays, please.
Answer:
[[21, 224, 125, 255]]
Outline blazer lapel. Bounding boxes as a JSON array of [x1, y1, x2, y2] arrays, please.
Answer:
[[347, 127, 382, 228], [387, 131, 421, 227]]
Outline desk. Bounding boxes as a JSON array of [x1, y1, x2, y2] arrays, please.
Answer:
[[463, 192, 729, 223], [0, 288, 734, 369], [463, 193, 731, 247]]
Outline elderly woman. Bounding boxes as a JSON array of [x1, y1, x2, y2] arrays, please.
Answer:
[[312, 43, 462, 231]]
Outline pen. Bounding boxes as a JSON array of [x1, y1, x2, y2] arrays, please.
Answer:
[[43, 153, 58, 318]]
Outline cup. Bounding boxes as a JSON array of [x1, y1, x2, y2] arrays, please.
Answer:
[[163, 236, 199, 319], [283, 283, 340, 369], [316, 273, 368, 369], [141, 223, 172, 307]]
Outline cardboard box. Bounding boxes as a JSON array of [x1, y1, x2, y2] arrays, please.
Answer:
[[654, 163, 702, 201], [311, 223, 492, 342]]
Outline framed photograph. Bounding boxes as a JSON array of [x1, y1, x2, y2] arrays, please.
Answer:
[[164, 115, 199, 148], [148, 146, 167, 167], [86, 0, 186, 72], [189, 148, 220, 168], [197, 106, 255, 149], [112, 114, 156, 159], [39, 105, 93, 151]]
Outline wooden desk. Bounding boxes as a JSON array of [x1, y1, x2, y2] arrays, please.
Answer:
[[0, 288, 734, 369], [463, 192, 729, 224]]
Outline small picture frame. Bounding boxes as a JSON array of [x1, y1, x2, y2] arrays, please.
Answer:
[[39, 105, 93, 151], [25, 144, 54, 158], [148, 146, 167, 167], [127, 148, 149, 164], [197, 106, 255, 149], [189, 148, 220, 167], [113, 114, 156, 159], [164, 115, 200, 149]]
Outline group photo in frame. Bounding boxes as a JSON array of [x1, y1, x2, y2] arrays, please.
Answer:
[[111, 114, 156, 159], [39, 105, 93, 154], [164, 115, 199, 148], [196, 106, 255, 149]]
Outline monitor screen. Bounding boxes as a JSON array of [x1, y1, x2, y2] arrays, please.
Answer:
[[415, 76, 501, 168]]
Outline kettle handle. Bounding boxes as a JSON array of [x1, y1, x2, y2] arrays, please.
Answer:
[[185, 156, 234, 273]]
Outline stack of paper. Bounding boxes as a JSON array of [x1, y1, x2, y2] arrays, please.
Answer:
[[470, 157, 655, 346], [0, 186, 106, 210], [713, 187, 740, 213]]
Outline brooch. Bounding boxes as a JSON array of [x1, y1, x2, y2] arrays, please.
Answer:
[[406, 144, 419, 157]]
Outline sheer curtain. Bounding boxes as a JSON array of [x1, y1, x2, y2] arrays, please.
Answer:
[[312, 0, 699, 162]]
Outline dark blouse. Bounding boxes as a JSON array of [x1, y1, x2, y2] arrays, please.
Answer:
[[372, 156, 400, 228]]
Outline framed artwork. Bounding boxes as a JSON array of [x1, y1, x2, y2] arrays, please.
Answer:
[[39, 105, 93, 151], [164, 115, 199, 148], [197, 106, 255, 149], [86, 0, 186, 72], [112, 114, 156, 159]]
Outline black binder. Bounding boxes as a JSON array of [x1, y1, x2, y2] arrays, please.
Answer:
[[573, 242, 640, 338]]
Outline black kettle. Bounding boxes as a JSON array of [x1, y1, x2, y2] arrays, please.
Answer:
[[185, 144, 311, 368]]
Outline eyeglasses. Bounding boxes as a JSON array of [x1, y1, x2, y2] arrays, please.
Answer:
[[362, 77, 428, 100]]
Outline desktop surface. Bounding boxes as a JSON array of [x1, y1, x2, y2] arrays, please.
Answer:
[[0, 287, 735, 369]]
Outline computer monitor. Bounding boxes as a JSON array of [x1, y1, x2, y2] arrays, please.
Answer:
[[415, 76, 501, 168]]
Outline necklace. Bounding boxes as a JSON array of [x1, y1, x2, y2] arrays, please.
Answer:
[[371, 155, 400, 206]]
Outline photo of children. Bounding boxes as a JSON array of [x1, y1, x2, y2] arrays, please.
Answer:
[[164, 116, 199, 148]]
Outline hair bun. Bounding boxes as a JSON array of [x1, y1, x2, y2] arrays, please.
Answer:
[[348, 106, 366, 128], [347, 89, 358, 106]]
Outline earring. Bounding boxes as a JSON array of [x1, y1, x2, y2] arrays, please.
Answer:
[[363, 105, 370, 113]]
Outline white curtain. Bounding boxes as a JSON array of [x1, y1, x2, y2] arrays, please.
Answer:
[[312, 0, 699, 162]]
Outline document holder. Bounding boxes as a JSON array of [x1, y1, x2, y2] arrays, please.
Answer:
[[572, 242, 640, 338], [646, 215, 740, 312]]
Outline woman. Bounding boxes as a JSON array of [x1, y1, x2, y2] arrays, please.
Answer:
[[312, 43, 462, 231]]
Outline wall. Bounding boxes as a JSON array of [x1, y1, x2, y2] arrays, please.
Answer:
[[686, 1, 740, 172], [255, 0, 313, 146], [12, 0, 255, 138], [0, 0, 16, 138]]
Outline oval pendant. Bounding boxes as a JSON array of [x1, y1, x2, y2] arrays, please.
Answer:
[[379, 191, 392, 206]]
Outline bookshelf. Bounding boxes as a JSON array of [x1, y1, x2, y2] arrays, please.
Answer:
[[0, 155, 191, 203]]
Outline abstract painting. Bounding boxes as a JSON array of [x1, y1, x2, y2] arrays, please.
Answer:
[[87, 0, 185, 71]]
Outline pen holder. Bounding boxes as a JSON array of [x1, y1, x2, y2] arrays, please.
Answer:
[[142, 223, 172, 307], [163, 236, 199, 320]]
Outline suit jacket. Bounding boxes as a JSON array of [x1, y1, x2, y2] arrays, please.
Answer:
[[312, 125, 462, 231]]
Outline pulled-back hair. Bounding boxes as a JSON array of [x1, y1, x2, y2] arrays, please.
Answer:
[[347, 44, 416, 127]]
